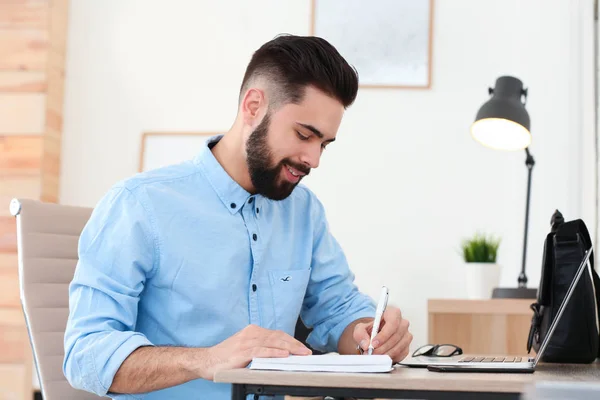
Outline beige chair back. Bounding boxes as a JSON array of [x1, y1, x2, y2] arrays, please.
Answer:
[[10, 198, 105, 399]]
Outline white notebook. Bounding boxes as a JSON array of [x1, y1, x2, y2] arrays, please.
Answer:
[[249, 354, 393, 373]]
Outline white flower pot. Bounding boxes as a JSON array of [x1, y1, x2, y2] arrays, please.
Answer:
[[465, 262, 502, 299]]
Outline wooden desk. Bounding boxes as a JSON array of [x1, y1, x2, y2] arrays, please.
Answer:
[[215, 361, 600, 400], [428, 299, 533, 356]]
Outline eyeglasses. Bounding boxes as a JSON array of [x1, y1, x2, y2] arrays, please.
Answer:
[[412, 344, 463, 357]]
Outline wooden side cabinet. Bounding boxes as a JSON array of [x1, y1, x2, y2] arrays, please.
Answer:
[[428, 299, 534, 356]]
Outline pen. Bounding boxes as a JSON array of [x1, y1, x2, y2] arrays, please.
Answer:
[[368, 285, 389, 355]]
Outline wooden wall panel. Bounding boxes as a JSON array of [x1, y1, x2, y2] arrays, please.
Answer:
[[0, 2, 67, 397], [0, 216, 17, 254], [0, 319, 26, 363], [0, 253, 18, 271], [41, 0, 68, 203], [0, 309, 25, 328], [0, 1, 48, 30], [0, 29, 48, 70], [0, 135, 43, 175], [0, 267, 19, 308], [0, 365, 26, 400], [0, 254, 18, 303], [0, 71, 46, 92], [0, 95, 45, 134]]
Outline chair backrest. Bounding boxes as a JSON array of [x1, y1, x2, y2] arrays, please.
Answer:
[[10, 198, 104, 399]]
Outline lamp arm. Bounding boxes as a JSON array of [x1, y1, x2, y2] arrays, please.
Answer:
[[520, 148, 535, 288]]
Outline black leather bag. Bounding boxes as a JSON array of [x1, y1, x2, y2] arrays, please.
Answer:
[[527, 210, 600, 363]]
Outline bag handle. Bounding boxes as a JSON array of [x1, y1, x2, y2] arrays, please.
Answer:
[[527, 302, 542, 353]]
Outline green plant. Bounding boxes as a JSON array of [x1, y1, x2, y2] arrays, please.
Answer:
[[461, 233, 501, 263]]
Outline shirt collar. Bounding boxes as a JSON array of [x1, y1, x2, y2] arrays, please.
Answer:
[[194, 135, 253, 214]]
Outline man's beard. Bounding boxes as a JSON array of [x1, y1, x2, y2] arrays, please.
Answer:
[[246, 113, 310, 201]]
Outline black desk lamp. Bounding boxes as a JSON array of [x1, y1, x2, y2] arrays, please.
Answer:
[[470, 76, 538, 299]]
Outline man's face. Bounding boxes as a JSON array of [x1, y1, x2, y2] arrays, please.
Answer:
[[246, 86, 344, 200]]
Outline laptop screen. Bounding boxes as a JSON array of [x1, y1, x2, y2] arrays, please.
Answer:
[[533, 247, 594, 366]]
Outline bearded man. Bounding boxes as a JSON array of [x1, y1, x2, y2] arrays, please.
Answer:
[[63, 34, 412, 400]]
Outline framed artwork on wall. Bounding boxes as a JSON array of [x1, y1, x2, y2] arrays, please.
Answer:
[[138, 132, 219, 172], [310, 0, 434, 89]]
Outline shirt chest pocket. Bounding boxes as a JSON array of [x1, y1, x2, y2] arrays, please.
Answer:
[[268, 268, 311, 335]]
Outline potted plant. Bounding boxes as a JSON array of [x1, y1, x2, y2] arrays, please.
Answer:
[[461, 233, 501, 299]]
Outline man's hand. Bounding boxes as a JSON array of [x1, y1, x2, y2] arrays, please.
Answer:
[[203, 324, 312, 380], [353, 306, 412, 362], [109, 325, 311, 394]]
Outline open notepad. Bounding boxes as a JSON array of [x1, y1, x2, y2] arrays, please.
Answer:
[[249, 354, 393, 373]]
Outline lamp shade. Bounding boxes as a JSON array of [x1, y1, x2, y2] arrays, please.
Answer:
[[471, 76, 531, 151]]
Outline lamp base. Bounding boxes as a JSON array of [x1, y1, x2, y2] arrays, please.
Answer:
[[492, 287, 537, 299]]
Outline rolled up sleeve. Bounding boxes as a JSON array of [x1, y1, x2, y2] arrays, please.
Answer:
[[63, 185, 158, 398], [301, 196, 376, 353]]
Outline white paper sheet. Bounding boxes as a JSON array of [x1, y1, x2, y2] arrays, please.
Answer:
[[249, 354, 393, 373]]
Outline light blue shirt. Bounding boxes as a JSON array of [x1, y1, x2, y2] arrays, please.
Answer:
[[63, 136, 376, 399]]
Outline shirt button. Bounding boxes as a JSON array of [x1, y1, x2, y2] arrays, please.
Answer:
[[230, 203, 237, 209], [252, 233, 257, 241], [252, 284, 257, 292], [248, 197, 254, 204]]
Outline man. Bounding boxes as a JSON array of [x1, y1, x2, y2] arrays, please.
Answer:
[[63, 34, 412, 399]]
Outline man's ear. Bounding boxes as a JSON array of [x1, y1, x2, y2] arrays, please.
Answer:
[[240, 88, 266, 128]]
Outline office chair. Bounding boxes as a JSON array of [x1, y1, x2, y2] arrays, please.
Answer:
[[10, 198, 103, 399]]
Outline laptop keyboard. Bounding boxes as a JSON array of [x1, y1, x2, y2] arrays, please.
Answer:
[[458, 356, 524, 363]]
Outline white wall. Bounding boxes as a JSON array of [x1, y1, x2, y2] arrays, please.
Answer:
[[60, 0, 596, 350]]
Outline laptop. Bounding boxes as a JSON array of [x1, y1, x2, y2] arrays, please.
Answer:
[[399, 247, 593, 373]]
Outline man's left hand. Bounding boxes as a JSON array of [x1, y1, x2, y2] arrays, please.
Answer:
[[353, 306, 412, 363]]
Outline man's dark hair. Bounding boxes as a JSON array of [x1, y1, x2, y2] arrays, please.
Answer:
[[240, 34, 359, 109]]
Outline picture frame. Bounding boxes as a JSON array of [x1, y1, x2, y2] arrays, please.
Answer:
[[138, 132, 220, 172], [310, 0, 434, 89]]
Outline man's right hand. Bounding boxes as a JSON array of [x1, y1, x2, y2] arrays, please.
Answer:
[[201, 324, 312, 380]]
